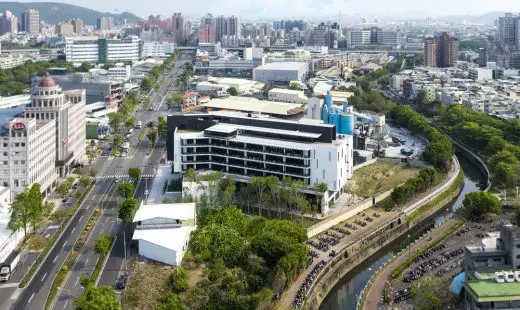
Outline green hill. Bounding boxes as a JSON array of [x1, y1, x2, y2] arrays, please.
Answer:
[[0, 2, 141, 25]]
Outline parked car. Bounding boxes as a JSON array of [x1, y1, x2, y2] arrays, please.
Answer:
[[72, 183, 79, 189], [62, 196, 70, 203]]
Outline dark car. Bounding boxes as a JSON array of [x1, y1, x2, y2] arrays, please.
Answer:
[[62, 196, 69, 203], [72, 183, 79, 189]]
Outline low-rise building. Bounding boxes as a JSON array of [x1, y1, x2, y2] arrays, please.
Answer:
[[201, 96, 305, 118], [108, 65, 131, 81], [142, 42, 175, 58], [268, 88, 307, 104], [253, 62, 309, 85], [132, 202, 196, 266], [0, 95, 31, 109], [463, 224, 520, 310]]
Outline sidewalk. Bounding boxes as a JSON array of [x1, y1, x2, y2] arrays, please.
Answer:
[[362, 217, 462, 310]]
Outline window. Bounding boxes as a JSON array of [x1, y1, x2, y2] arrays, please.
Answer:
[[14, 160, 18, 165], [14, 143, 19, 147], [492, 258, 502, 262], [2, 152, 6, 156], [517, 255, 520, 259], [517, 244, 520, 249], [329, 152, 331, 161], [322, 169, 325, 179], [21, 160, 25, 165], [21, 143, 25, 147], [316, 160, 318, 168]]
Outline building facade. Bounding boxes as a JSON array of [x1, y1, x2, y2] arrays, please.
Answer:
[[71, 18, 83, 34], [27, 74, 86, 177], [199, 24, 216, 44], [253, 62, 309, 84], [49, 73, 124, 105], [64, 36, 143, 63], [56, 22, 74, 36], [21, 9, 39, 35], [167, 113, 353, 214], [0, 11, 17, 36], [142, 42, 175, 58], [424, 32, 459, 68], [0, 113, 56, 199], [0, 95, 30, 109], [96, 16, 113, 31]]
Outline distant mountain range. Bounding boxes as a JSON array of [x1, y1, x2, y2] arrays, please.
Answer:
[[0, 2, 141, 25]]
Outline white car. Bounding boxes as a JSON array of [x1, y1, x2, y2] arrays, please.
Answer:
[[115, 177, 121, 183]]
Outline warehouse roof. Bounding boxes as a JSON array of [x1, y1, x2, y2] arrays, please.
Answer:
[[254, 62, 308, 71], [202, 96, 304, 116], [133, 202, 196, 222]]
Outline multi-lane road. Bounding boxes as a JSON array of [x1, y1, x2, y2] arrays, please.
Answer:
[[0, 54, 193, 310]]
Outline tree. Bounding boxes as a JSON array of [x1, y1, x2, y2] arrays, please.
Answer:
[[74, 286, 121, 310], [288, 82, 302, 90], [89, 168, 97, 178], [157, 116, 167, 140], [57, 179, 72, 198], [170, 92, 183, 106], [307, 71, 316, 78], [124, 116, 136, 128], [112, 135, 123, 149], [168, 268, 189, 293], [147, 129, 158, 147], [95, 235, 113, 255], [411, 276, 456, 310], [118, 199, 139, 223], [156, 293, 188, 310], [128, 167, 141, 183], [227, 87, 238, 96], [313, 183, 328, 213], [79, 62, 93, 72], [251, 177, 268, 216], [463, 191, 502, 217], [8, 189, 31, 241], [108, 112, 123, 133], [117, 182, 136, 199], [79, 176, 91, 188]]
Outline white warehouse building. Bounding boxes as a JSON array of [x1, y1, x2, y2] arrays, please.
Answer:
[[253, 62, 309, 85], [132, 202, 196, 266]]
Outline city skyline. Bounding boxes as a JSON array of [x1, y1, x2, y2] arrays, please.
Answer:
[[8, 0, 520, 19]]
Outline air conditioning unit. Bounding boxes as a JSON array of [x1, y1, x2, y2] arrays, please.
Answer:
[[495, 271, 505, 283]]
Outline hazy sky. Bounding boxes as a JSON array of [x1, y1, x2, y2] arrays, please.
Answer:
[[15, 0, 520, 18]]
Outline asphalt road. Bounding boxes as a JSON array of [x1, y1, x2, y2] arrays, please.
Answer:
[[12, 179, 116, 310]]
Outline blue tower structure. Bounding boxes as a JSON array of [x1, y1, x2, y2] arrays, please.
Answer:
[[319, 92, 354, 135]]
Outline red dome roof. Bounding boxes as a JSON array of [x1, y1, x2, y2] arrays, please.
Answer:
[[39, 73, 57, 88]]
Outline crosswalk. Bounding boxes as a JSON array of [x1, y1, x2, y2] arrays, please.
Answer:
[[100, 154, 136, 160], [94, 174, 154, 180]]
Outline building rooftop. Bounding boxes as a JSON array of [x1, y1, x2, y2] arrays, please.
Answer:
[[202, 96, 304, 116], [133, 202, 196, 223], [255, 62, 308, 71], [466, 280, 520, 302], [268, 88, 306, 95]]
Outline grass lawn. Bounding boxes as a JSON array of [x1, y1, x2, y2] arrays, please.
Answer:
[[350, 161, 420, 197]]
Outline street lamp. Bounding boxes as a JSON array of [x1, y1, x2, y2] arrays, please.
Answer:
[[408, 234, 412, 262]]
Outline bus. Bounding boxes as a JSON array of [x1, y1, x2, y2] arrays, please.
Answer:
[[136, 121, 142, 129]]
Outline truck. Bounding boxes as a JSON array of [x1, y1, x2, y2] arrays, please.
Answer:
[[0, 251, 20, 282]]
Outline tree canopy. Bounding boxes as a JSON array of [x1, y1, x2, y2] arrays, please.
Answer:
[[74, 286, 121, 310], [463, 191, 502, 217], [118, 199, 139, 223], [128, 167, 141, 182], [117, 182, 136, 199]]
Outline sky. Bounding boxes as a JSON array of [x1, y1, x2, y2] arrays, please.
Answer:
[[14, 0, 520, 18]]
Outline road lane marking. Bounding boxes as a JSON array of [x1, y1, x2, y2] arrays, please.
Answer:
[[71, 227, 75, 233], [105, 217, 109, 223], [28, 293, 35, 303], [0, 282, 20, 288], [85, 258, 89, 265], [41, 273, 47, 282], [75, 277, 79, 286], [63, 299, 69, 309], [53, 255, 58, 263], [79, 216, 83, 222]]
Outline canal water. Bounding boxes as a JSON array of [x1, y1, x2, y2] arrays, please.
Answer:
[[319, 155, 484, 310]]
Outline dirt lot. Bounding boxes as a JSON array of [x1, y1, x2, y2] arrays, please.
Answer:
[[124, 261, 174, 310], [349, 161, 420, 197]]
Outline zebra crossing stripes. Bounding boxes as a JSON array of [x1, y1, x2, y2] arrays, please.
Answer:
[[94, 174, 154, 180]]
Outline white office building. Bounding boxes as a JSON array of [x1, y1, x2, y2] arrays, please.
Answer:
[[268, 88, 308, 104], [346, 30, 372, 46], [0, 187, 24, 263], [142, 42, 175, 58], [0, 111, 57, 198], [65, 36, 142, 63], [108, 65, 131, 81], [168, 114, 353, 214], [26, 74, 86, 177]]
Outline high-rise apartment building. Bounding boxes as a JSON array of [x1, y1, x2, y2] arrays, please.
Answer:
[[215, 15, 239, 42], [199, 24, 216, 44], [172, 13, 185, 42], [21, 9, 39, 35], [423, 32, 459, 68], [498, 13, 518, 46], [96, 16, 113, 31], [0, 11, 18, 36], [478, 48, 488, 67], [71, 18, 83, 34]]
